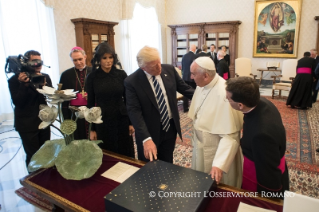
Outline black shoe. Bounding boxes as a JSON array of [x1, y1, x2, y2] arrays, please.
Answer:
[[183, 109, 189, 113]]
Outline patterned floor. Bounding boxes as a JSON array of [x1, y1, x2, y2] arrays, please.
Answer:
[[268, 98, 319, 198], [173, 97, 319, 199]]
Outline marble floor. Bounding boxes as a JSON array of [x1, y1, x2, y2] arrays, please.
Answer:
[[0, 87, 283, 212], [0, 120, 62, 212]]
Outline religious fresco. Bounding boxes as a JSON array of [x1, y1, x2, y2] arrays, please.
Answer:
[[253, 0, 302, 58]]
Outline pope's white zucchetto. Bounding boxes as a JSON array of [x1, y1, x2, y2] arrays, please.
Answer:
[[194, 57, 216, 71]]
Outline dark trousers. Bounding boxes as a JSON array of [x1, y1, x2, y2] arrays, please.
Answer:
[[312, 79, 318, 103], [138, 119, 177, 163], [18, 128, 50, 168], [183, 81, 196, 111]]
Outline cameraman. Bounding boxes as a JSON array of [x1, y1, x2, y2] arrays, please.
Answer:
[[8, 50, 52, 168]]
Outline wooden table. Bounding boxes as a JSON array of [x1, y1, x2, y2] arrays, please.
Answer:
[[20, 151, 283, 212], [257, 68, 282, 85]]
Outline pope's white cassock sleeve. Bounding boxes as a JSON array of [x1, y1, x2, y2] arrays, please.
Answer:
[[188, 76, 243, 187]]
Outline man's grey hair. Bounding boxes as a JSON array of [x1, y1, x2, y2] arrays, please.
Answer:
[[69, 49, 86, 57], [136, 46, 160, 68], [217, 50, 225, 57], [201, 44, 208, 51], [310, 49, 317, 54]]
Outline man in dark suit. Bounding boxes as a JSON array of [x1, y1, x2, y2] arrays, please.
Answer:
[[181, 44, 196, 112], [209, 44, 218, 66], [125, 46, 194, 163], [216, 50, 230, 80], [310, 49, 319, 103], [8, 50, 52, 167], [60, 47, 92, 140], [195, 44, 211, 59]]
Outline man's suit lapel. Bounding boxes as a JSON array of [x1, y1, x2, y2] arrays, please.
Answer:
[[160, 69, 174, 108], [137, 69, 160, 112]]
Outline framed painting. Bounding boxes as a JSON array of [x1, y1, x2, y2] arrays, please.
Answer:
[[253, 0, 302, 58]]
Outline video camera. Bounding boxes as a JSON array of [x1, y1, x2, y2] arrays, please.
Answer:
[[5, 54, 50, 87]]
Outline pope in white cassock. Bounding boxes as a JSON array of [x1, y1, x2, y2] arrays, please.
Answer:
[[188, 57, 243, 188]]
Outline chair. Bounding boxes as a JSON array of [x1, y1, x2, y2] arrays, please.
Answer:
[[235, 58, 257, 80], [271, 59, 297, 99], [283, 191, 319, 212], [175, 67, 184, 101]]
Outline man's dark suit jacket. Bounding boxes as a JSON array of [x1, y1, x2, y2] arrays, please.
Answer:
[[209, 51, 218, 65], [8, 73, 52, 132], [315, 63, 319, 90], [313, 56, 319, 79], [181, 51, 196, 82], [124, 64, 194, 159], [195, 52, 210, 59], [216, 59, 229, 78]]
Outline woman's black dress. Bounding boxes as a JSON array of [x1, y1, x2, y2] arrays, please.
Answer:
[[224, 53, 230, 78], [86, 66, 134, 157], [286, 57, 315, 109]]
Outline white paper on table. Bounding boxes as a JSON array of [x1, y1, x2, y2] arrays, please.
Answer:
[[283, 191, 319, 212], [237, 202, 276, 212], [101, 162, 139, 183]]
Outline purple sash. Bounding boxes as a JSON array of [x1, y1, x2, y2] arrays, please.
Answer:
[[242, 155, 285, 192], [297, 67, 311, 74], [70, 93, 88, 106], [223, 73, 229, 80]]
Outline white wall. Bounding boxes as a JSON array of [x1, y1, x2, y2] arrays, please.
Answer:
[[52, 0, 122, 74], [165, 0, 319, 78], [52, 0, 166, 75]]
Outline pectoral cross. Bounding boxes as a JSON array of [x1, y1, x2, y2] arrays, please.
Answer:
[[82, 90, 86, 98]]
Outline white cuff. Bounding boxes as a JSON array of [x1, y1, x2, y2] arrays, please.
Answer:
[[142, 137, 152, 144]]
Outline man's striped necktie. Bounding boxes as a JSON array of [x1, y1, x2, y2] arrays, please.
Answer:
[[152, 76, 170, 132]]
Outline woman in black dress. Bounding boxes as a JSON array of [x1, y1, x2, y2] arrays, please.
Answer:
[[86, 42, 134, 157], [221, 45, 230, 66], [286, 52, 315, 109], [221, 45, 230, 79]]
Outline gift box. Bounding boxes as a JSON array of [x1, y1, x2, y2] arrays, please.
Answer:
[[104, 160, 217, 212]]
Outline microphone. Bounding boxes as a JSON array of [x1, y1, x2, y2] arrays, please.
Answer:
[[43, 64, 51, 68]]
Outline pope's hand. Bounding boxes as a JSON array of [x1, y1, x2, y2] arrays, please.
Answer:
[[143, 139, 157, 161], [209, 166, 223, 184]]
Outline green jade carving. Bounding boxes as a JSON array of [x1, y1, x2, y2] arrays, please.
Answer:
[[28, 84, 103, 180]]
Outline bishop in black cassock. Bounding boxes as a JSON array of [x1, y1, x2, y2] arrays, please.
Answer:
[[59, 47, 92, 140], [60, 66, 92, 139]]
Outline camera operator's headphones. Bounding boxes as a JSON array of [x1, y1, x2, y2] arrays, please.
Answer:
[[23, 50, 44, 68]]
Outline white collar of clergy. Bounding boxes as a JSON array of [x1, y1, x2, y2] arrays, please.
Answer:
[[78, 65, 87, 71], [203, 74, 219, 90], [243, 106, 256, 114]]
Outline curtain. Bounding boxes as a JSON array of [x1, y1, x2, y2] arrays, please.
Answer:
[[120, 3, 162, 75], [0, 0, 59, 123]]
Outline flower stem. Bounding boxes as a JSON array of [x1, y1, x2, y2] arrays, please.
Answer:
[[58, 102, 64, 123], [51, 124, 66, 141]]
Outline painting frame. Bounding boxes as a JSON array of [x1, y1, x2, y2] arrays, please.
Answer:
[[253, 0, 302, 58]]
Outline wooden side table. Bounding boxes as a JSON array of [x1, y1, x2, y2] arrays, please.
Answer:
[[257, 68, 282, 86]]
